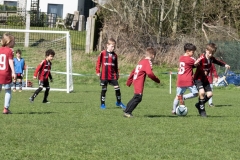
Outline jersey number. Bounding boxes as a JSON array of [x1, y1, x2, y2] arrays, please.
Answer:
[[0, 54, 6, 70], [178, 62, 185, 75], [133, 65, 142, 80]]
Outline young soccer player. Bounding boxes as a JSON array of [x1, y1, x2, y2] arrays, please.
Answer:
[[0, 33, 16, 114], [29, 49, 55, 103], [124, 47, 160, 118], [96, 38, 126, 109], [208, 64, 218, 107], [194, 43, 230, 117], [172, 43, 199, 115], [13, 49, 26, 92]]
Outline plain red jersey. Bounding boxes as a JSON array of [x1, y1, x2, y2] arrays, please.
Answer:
[[207, 64, 218, 83], [194, 54, 225, 82], [126, 58, 160, 94], [177, 55, 196, 87], [34, 59, 52, 81], [96, 50, 118, 80], [0, 47, 13, 84]]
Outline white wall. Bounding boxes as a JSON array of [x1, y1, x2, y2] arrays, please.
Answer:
[[26, 0, 85, 18]]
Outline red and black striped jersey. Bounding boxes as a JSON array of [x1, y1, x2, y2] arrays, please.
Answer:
[[34, 59, 52, 81], [96, 50, 119, 80], [194, 54, 225, 82]]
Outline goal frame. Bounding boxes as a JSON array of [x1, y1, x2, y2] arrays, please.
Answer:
[[0, 29, 73, 93]]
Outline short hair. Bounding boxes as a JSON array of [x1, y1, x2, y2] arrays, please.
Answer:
[[107, 38, 116, 45], [206, 43, 217, 53], [184, 43, 196, 52], [45, 49, 55, 57], [16, 49, 22, 55], [146, 47, 156, 56], [1, 33, 15, 48]]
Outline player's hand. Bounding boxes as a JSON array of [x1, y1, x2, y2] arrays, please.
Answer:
[[12, 73, 16, 79], [225, 64, 230, 69], [33, 76, 37, 79], [96, 73, 100, 76], [50, 79, 53, 82], [21, 74, 24, 77]]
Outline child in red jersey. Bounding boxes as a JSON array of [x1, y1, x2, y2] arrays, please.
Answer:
[[96, 38, 126, 109], [172, 43, 199, 115], [0, 33, 16, 114], [194, 43, 230, 117], [29, 49, 55, 103], [124, 47, 160, 118]]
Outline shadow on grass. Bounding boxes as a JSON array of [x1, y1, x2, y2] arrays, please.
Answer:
[[144, 115, 179, 118], [214, 104, 232, 107], [15, 112, 56, 114], [53, 102, 83, 103]]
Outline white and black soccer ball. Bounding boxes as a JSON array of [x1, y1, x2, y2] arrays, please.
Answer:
[[176, 105, 188, 116]]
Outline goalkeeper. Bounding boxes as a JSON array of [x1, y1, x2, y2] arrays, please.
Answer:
[[29, 49, 55, 103]]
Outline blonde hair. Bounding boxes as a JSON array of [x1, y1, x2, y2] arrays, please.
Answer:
[[145, 47, 156, 56], [0, 33, 15, 48], [107, 38, 116, 45], [206, 43, 217, 53]]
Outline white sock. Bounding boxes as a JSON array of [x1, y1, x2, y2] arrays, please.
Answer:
[[4, 89, 11, 108]]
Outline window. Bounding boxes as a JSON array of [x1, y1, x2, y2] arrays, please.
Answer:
[[47, 4, 63, 18], [4, 1, 17, 7]]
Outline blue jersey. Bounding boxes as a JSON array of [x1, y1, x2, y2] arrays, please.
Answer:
[[13, 57, 25, 74]]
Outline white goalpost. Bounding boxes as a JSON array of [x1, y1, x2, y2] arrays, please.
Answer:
[[0, 29, 73, 93]]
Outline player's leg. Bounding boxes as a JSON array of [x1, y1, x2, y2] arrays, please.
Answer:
[[111, 80, 126, 109], [183, 85, 198, 100], [29, 80, 43, 102], [12, 77, 17, 92], [172, 87, 186, 114], [194, 80, 207, 117], [124, 94, 142, 117], [18, 76, 23, 92], [43, 80, 50, 103], [100, 80, 108, 109], [208, 84, 214, 107], [3, 84, 12, 114]]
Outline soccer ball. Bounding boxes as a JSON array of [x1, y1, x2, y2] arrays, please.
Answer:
[[176, 105, 188, 116]]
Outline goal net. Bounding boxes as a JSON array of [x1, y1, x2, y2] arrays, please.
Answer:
[[0, 29, 73, 93]]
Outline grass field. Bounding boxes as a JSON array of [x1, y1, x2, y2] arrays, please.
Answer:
[[1, 77, 240, 159]]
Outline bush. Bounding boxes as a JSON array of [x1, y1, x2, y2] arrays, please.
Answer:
[[6, 15, 25, 26]]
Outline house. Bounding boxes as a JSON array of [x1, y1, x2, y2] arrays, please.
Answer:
[[0, 0, 95, 19]]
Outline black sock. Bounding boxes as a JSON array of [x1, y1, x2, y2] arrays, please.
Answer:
[[101, 88, 107, 105], [203, 95, 210, 104], [32, 87, 43, 99], [199, 98, 205, 111], [115, 87, 121, 103], [43, 88, 50, 101]]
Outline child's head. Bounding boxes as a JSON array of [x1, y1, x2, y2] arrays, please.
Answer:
[[205, 43, 217, 58], [145, 47, 156, 61], [1, 33, 15, 48], [106, 38, 116, 52], [45, 49, 55, 61], [184, 43, 196, 56], [16, 49, 22, 58]]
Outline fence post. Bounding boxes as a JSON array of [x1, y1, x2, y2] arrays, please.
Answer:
[[85, 15, 96, 53], [78, 15, 85, 31], [24, 13, 30, 47]]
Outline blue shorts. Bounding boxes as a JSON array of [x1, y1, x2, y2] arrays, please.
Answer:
[[0, 83, 12, 90], [176, 85, 198, 95]]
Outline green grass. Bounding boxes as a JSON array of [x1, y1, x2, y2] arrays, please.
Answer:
[[1, 81, 240, 159]]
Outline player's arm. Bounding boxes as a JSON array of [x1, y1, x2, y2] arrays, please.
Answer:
[[115, 55, 119, 80], [126, 69, 135, 87], [33, 62, 43, 79], [194, 55, 204, 66], [9, 58, 16, 79], [49, 72, 53, 82], [96, 52, 102, 76], [145, 62, 160, 83]]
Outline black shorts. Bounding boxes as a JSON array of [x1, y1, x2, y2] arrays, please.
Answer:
[[39, 80, 50, 88], [194, 80, 212, 92], [16, 73, 23, 79], [100, 80, 119, 87]]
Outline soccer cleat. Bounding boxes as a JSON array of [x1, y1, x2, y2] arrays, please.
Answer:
[[195, 103, 201, 115], [3, 108, 12, 114], [200, 110, 207, 117], [42, 100, 50, 103], [19, 88, 22, 92], [100, 104, 106, 109], [29, 97, 34, 103], [116, 102, 126, 109], [123, 112, 133, 118], [208, 103, 214, 107], [13, 88, 16, 92]]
